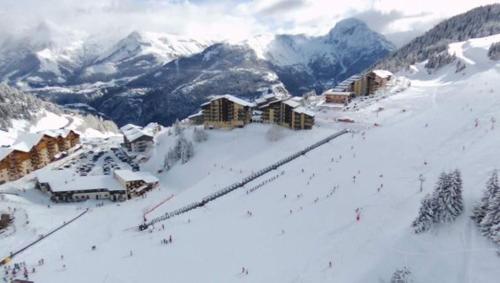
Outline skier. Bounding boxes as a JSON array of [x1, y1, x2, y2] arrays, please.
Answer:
[[329, 261, 333, 268], [169, 235, 172, 243], [130, 250, 133, 257]]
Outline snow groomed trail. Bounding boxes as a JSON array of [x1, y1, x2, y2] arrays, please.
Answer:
[[0, 208, 89, 266], [139, 129, 349, 230]]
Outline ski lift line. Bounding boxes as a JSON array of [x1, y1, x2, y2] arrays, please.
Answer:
[[139, 129, 350, 231], [0, 209, 89, 266], [143, 194, 175, 218]]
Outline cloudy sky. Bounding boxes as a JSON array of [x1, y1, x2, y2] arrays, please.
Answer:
[[0, 0, 498, 46]]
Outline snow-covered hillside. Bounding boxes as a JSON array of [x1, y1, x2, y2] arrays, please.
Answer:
[[0, 84, 119, 145], [1, 35, 500, 283]]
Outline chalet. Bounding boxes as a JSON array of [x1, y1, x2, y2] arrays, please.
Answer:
[[323, 90, 353, 105], [260, 98, 315, 130], [0, 130, 80, 184], [66, 130, 80, 148], [114, 169, 159, 197], [5, 149, 33, 181], [121, 124, 154, 152], [201, 94, 255, 129], [12, 133, 50, 170], [0, 148, 10, 184]]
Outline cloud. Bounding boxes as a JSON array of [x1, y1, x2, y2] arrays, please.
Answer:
[[0, 0, 497, 46], [257, 0, 308, 17]]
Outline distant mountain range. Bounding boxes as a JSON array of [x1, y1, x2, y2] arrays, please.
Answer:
[[0, 18, 395, 126]]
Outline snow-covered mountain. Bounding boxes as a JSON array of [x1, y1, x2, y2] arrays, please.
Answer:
[[245, 18, 395, 94], [0, 26, 212, 88], [76, 31, 212, 83], [0, 22, 99, 87]]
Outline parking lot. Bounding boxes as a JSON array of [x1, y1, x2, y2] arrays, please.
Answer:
[[56, 142, 140, 177]]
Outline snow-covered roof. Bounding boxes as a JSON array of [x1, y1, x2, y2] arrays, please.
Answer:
[[254, 97, 267, 105], [323, 90, 352, 96], [293, 107, 315, 117], [283, 99, 301, 108], [11, 132, 45, 152], [121, 124, 154, 142], [371, 69, 393, 79], [0, 147, 12, 161], [188, 111, 203, 118], [114, 169, 159, 184], [37, 171, 124, 192], [205, 94, 256, 107], [120, 124, 139, 132], [54, 176, 124, 192]]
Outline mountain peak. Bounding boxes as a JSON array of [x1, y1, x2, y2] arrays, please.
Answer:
[[328, 18, 368, 36]]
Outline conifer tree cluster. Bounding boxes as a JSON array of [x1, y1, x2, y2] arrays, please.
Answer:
[[390, 266, 412, 283], [163, 126, 195, 170], [471, 170, 500, 246], [412, 170, 464, 233]]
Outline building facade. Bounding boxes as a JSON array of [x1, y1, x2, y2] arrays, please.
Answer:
[[260, 99, 314, 130], [323, 91, 353, 104], [0, 130, 81, 184], [201, 95, 255, 129], [121, 124, 154, 152]]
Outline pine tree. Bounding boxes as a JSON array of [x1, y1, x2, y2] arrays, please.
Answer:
[[390, 266, 412, 283], [480, 187, 500, 238], [412, 194, 436, 233], [173, 119, 182, 136], [193, 127, 208, 142], [434, 170, 464, 223], [472, 170, 499, 224]]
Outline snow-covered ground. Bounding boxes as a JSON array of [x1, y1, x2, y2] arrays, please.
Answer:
[[1, 35, 500, 282]]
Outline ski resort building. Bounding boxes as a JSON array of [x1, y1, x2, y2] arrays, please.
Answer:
[[365, 70, 392, 94], [260, 98, 315, 130], [201, 95, 255, 129], [36, 173, 127, 202], [121, 124, 154, 152], [36, 169, 159, 202], [114, 169, 160, 197], [0, 130, 80, 183], [332, 70, 393, 97], [323, 90, 353, 104]]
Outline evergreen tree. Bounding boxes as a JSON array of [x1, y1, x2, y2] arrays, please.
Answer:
[[193, 127, 208, 142], [390, 266, 412, 283], [434, 170, 464, 223], [412, 194, 436, 233], [173, 119, 182, 136], [480, 187, 500, 238], [472, 170, 499, 224]]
